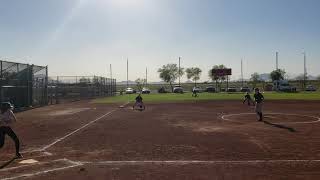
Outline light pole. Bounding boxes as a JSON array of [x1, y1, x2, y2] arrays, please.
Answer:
[[276, 52, 279, 70], [241, 59, 244, 87], [127, 58, 129, 88], [110, 64, 112, 79], [303, 52, 307, 90], [178, 57, 181, 86], [146, 67, 148, 86]]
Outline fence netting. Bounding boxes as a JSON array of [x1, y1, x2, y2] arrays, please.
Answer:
[[48, 76, 116, 104], [0, 60, 48, 108]]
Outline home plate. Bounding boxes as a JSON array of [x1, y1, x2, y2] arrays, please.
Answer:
[[119, 105, 125, 108], [19, 159, 39, 164]]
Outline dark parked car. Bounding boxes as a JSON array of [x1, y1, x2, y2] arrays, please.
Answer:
[[206, 86, 216, 93], [227, 87, 237, 92], [306, 85, 317, 91], [158, 87, 168, 93], [240, 87, 251, 92]]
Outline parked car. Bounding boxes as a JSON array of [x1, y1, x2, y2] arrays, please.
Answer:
[[227, 87, 237, 92], [158, 87, 168, 93], [264, 84, 274, 91], [192, 87, 203, 93], [240, 87, 251, 92], [141, 87, 151, 94], [125, 88, 135, 94], [206, 86, 216, 93], [173, 85, 184, 93], [306, 85, 317, 91], [273, 80, 296, 92]]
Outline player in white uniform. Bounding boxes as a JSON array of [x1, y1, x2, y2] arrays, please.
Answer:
[[0, 102, 22, 159]]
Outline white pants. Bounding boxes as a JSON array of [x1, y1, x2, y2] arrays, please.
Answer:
[[255, 102, 263, 113]]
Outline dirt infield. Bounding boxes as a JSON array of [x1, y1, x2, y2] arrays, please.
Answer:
[[1, 100, 320, 179]]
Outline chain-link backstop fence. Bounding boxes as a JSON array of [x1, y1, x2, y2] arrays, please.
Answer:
[[48, 76, 116, 104], [0, 60, 48, 109]]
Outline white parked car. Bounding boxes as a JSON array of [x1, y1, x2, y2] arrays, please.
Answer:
[[173, 85, 183, 93], [125, 88, 135, 94], [142, 87, 151, 94], [192, 87, 203, 93]]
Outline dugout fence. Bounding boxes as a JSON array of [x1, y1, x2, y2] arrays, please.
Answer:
[[48, 76, 116, 104], [0, 60, 48, 109]]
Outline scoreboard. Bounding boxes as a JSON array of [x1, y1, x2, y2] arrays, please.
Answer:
[[212, 69, 232, 77]]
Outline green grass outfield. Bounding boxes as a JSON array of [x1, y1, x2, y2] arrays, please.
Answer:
[[93, 92, 320, 104]]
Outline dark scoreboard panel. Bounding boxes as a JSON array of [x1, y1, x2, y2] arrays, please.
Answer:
[[212, 69, 232, 76]]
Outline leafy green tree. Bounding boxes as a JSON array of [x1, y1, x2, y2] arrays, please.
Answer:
[[186, 67, 202, 86], [135, 78, 146, 92], [93, 76, 100, 86], [250, 72, 260, 88], [296, 74, 308, 90], [209, 65, 227, 90], [158, 64, 184, 92], [270, 69, 286, 81]]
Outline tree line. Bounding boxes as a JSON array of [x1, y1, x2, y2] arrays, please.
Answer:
[[134, 63, 320, 92]]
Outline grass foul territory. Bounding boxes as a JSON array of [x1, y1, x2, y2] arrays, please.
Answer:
[[93, 92, 320, 104]]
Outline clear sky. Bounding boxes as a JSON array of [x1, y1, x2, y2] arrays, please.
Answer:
[[0, 0, 319, 82]]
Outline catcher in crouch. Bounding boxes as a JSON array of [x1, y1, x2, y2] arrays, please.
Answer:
[[133, 94, 145, 110]]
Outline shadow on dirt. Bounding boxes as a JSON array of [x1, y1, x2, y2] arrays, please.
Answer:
[[262, 118, 296, 133], [0, 157, 16, 169]]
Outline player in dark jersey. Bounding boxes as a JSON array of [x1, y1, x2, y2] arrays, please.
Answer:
[[243, 92, 253, 106], [192, 88, 198, 97], [254, 88, 264, 121], [135, 94, 143, 103], [133, 94, 145, 110]]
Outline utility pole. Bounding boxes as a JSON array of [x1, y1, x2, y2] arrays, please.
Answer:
[[110, 64, 112, 79], [178, 57, 181, 86], [303, 52, 307, 90], [241, 59, 244, 87], [145, 67, 148, 86], [276, 52, 279, 70], [127, 58, 129, 88]]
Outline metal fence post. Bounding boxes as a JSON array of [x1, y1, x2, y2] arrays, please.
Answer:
[[56, 76, 59, 104], [45, 66, 48, 105], [30, 64, 34, 107], [114, 79, 117, 96], [0, 61, 2, 102], [27, 64, 30, 107]]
